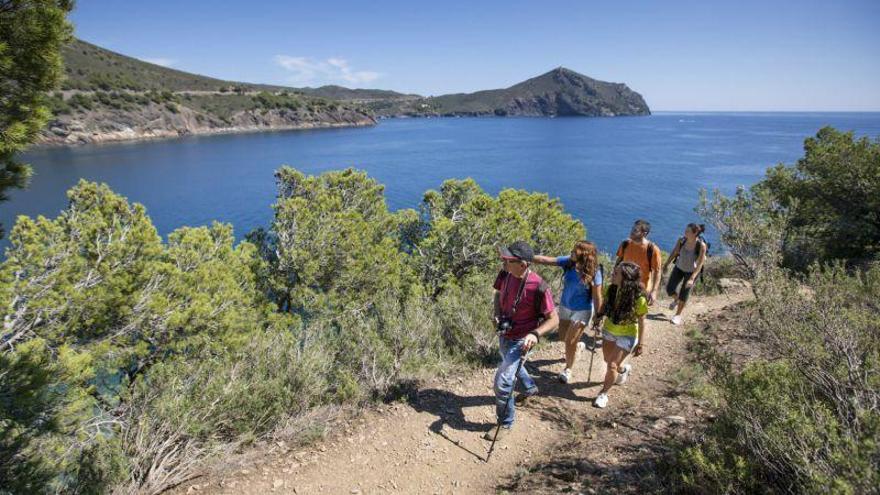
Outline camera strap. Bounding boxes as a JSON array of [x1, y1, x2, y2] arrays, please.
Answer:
[[501, 268, 530, 318]]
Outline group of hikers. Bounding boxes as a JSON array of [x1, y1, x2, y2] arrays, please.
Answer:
[[485, 219, 708, 441]]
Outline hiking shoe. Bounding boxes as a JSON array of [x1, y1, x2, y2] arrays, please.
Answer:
[[671, 315, 683, 326], [515, 386, 539, 405], [594, 392, 609, 409], [559, 368, 572, 384], [483, 426, 512, 442], [615, 364, 632, 385], [576, 341, 586, 353], [668, 299, 678, 310]]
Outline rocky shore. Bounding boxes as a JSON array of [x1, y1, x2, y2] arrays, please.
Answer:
[[38, 103, 376, 146]]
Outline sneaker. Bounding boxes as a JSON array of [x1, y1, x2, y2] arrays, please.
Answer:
[[576, 341, 586, 353], [593, 392, 609, 408], [615, 364, 632, 385], [483, 426, 512, 441], [668, 299, 678, 310], [559, 368, 572, 384], [671, 315, 683, 326], [515, 386, 539, 405]]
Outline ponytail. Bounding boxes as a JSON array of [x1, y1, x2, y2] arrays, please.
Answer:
[[687, 223, 705, 236]]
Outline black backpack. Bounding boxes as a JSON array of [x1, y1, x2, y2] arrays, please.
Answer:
[[672, 235, 711, 261], [671, 236, 711, 281]]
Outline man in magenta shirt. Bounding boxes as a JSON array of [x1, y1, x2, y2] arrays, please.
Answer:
[[486, 241, 559, 441]]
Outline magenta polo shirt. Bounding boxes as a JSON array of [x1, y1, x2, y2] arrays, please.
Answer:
[[493, 269, 555, 340]]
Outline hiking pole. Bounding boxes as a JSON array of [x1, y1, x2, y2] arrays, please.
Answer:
[[587, 332, 597, 383], [486, 349, 530, 463]]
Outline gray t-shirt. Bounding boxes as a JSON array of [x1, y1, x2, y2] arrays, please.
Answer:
[[675, 239, 701, 272]]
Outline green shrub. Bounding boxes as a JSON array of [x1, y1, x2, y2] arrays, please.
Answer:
[[701, 127, 880, 274], [672, 264, 880, 494]]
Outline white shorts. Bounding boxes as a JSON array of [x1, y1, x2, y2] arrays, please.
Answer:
[[558, 306, 592, 325]]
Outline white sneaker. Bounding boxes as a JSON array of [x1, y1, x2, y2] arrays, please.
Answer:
[[594, 392, 609, 408], [615, 364, 632, 385], [668, 299, 678, 310], [559, 368, 572, 384], [671, 315, 683, 326], [576, 341, 586, 353]]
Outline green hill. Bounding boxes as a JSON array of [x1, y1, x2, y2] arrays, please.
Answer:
[[61, 38, 287, 92], [61, 38, 413, 100], [369, 67, 650, 117]]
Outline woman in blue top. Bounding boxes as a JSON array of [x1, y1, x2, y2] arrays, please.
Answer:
[[533, 240, 603, 384]]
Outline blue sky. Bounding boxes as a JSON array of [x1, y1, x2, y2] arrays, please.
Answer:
[[71, 0, 879, 111]]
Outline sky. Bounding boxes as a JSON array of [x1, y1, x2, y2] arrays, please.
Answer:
[[70, 0, 880, 111]]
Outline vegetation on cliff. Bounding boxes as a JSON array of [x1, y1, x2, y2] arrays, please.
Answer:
[[0, 168, 584, 493]]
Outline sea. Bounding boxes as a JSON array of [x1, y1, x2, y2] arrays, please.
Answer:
[[5, 112, 880, 255]]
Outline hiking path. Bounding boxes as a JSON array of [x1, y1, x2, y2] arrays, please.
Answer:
[[177, 287, 750, 494]]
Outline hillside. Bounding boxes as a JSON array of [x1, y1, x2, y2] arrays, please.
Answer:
[[61, 39, 287, 92], [44, 41, 649, 146], [368, 67, 651, 117], [42, 39, 376, 145]]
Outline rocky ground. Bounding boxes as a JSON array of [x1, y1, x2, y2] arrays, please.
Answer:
[[168, 285, 751, 495]]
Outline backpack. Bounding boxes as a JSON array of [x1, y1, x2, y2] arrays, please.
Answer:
[[672, 236, 711, 281], [616, 239, 657, 272]]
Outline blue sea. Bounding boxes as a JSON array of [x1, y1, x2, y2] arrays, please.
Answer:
[[5, 112, 880, 255]]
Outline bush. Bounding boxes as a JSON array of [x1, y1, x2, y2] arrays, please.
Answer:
[[116, 327, 330, 494], [760, 127, 880, 269], [672, 264, 880, 494], [3, 170, 593, 492], [700, 127, 880, 274]]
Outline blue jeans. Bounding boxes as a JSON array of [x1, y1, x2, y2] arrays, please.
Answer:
[[493, 336, 537, 427]]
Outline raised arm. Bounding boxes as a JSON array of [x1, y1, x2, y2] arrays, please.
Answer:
[[531, 255, 558, 266]]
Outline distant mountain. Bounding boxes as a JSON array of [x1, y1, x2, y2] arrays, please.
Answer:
[[368, 68, 650, 117]]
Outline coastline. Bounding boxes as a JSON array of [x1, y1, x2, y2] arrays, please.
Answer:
[[34, 119, 377, 148]]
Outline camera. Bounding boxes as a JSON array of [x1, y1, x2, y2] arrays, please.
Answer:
[[496, 316, 513, 333]]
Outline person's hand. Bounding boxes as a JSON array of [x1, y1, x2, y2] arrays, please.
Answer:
[[493, 313, 500, 325], [648, 290, 658, 305], [633, 343, 644, 357], [685, 279, 695, 289], [523, 332, 538, 351]]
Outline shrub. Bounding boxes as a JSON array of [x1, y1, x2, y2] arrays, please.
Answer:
[[760, 127, 880, 269], [700, 127, 880, 274], [673, 264, 880, 494]]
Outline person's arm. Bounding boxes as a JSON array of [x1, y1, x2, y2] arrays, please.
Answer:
[[591, 286, 605, 334], [591, 283, 602, 325], [493, 290, 501, 324], [686, 242, 708, 288], [633, 315, 646, 356], [531, 255, 558, 266], [523, 309, 559, 350], [663, 239, 681, 272], [649, 246, 662, 303]]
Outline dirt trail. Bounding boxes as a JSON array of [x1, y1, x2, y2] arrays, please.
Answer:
[[181, 288, 750, 494]]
